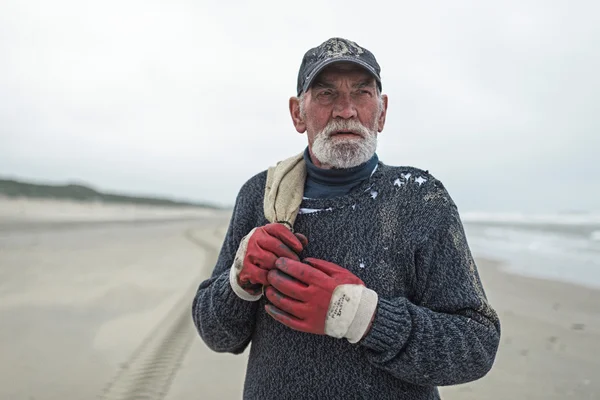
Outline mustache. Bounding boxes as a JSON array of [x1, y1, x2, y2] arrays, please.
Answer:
[[320, 119, 371, 138]]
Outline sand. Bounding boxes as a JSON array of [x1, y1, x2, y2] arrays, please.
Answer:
[[0, 216, 229, 400], [1, 205, 599, 399]]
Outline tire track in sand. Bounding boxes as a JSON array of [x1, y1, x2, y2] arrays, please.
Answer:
[[97, 227, 223, 400]]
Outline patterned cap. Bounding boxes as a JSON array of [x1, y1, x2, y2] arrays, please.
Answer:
[[296, 37, 382, 96]]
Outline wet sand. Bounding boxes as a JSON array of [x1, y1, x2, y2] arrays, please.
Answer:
[[1, 199, 599, 399]]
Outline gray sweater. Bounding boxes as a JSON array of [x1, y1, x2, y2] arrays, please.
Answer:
[[192, 161, 501, 400]]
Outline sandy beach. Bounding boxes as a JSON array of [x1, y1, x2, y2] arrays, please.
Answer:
[[1, 198, 599, 399]]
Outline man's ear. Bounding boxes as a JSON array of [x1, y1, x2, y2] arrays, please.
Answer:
[[377, 94, 388, 132], [289, 96, 307, 133]]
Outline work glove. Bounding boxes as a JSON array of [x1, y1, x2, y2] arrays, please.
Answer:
[[229, 223, 308, 300], [265, 257, 378, 343]]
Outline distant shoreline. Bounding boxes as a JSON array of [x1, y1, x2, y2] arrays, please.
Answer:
[[0, 177, 223, 210], [0, 196, 230, 226]]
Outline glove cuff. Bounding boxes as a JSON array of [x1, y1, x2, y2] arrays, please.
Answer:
[[324, 284, 363, 339], [229, 227, 262, 302], [229, 264, 262, 301], [324, 284, 378, 342], [345, 287, 379, 344]]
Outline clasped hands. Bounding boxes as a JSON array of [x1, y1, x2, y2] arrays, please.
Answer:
[[235, 223, 378, 343]]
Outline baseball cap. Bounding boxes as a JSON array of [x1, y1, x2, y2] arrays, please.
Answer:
[[296, 37, 382, 96]]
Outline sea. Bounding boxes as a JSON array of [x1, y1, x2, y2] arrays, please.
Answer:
[[461, 211, 600, 290]]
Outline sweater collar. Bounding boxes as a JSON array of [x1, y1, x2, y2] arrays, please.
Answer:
[[303, 147, 379, 186]]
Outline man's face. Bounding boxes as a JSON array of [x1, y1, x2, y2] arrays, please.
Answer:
[[290, 63, 388, 169]]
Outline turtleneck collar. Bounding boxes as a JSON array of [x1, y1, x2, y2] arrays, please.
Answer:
[[302, 146, 379, 199]]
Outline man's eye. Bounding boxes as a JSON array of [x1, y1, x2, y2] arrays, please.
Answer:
[[321, 91, 332, 96]]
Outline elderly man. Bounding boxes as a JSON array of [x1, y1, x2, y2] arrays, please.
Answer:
[[192, 37, 501, 399]]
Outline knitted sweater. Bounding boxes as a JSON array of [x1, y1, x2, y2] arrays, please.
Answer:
[[192, 160, 501, 400]]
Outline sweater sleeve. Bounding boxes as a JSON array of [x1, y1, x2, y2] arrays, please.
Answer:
[[358, 192, 501, 386], [191, 174, 265, 354]]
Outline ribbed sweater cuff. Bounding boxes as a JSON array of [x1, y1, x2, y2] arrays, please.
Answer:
[[359, 297, 411, 352]]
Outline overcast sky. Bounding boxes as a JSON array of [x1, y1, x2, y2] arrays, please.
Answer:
[[1, 0, 598, 213]]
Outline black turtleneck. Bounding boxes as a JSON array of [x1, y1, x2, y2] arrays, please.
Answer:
[[302, 147, 379, 199]]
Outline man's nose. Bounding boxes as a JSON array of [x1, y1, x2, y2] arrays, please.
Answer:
[[332, 93, 357, 119]]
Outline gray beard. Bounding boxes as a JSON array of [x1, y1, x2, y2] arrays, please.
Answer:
[[311, 119, 378, 169]]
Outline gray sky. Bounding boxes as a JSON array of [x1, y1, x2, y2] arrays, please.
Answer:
[[1, 0, 598, 213]]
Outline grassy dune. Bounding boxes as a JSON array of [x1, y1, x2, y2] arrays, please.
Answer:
[[0, 178, 221, 209]]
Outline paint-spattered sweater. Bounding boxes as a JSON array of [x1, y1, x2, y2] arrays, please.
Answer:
[[192, 160, 501, 400]]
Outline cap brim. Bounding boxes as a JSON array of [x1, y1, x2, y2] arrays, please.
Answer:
[[300, 57, 381, 95]]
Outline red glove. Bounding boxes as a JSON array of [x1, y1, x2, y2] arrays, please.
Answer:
[[231, 223, 308, 297], [265, 257, 378, 343]]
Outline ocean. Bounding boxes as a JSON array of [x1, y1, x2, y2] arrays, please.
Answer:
[[461, 211, 600, 290]]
